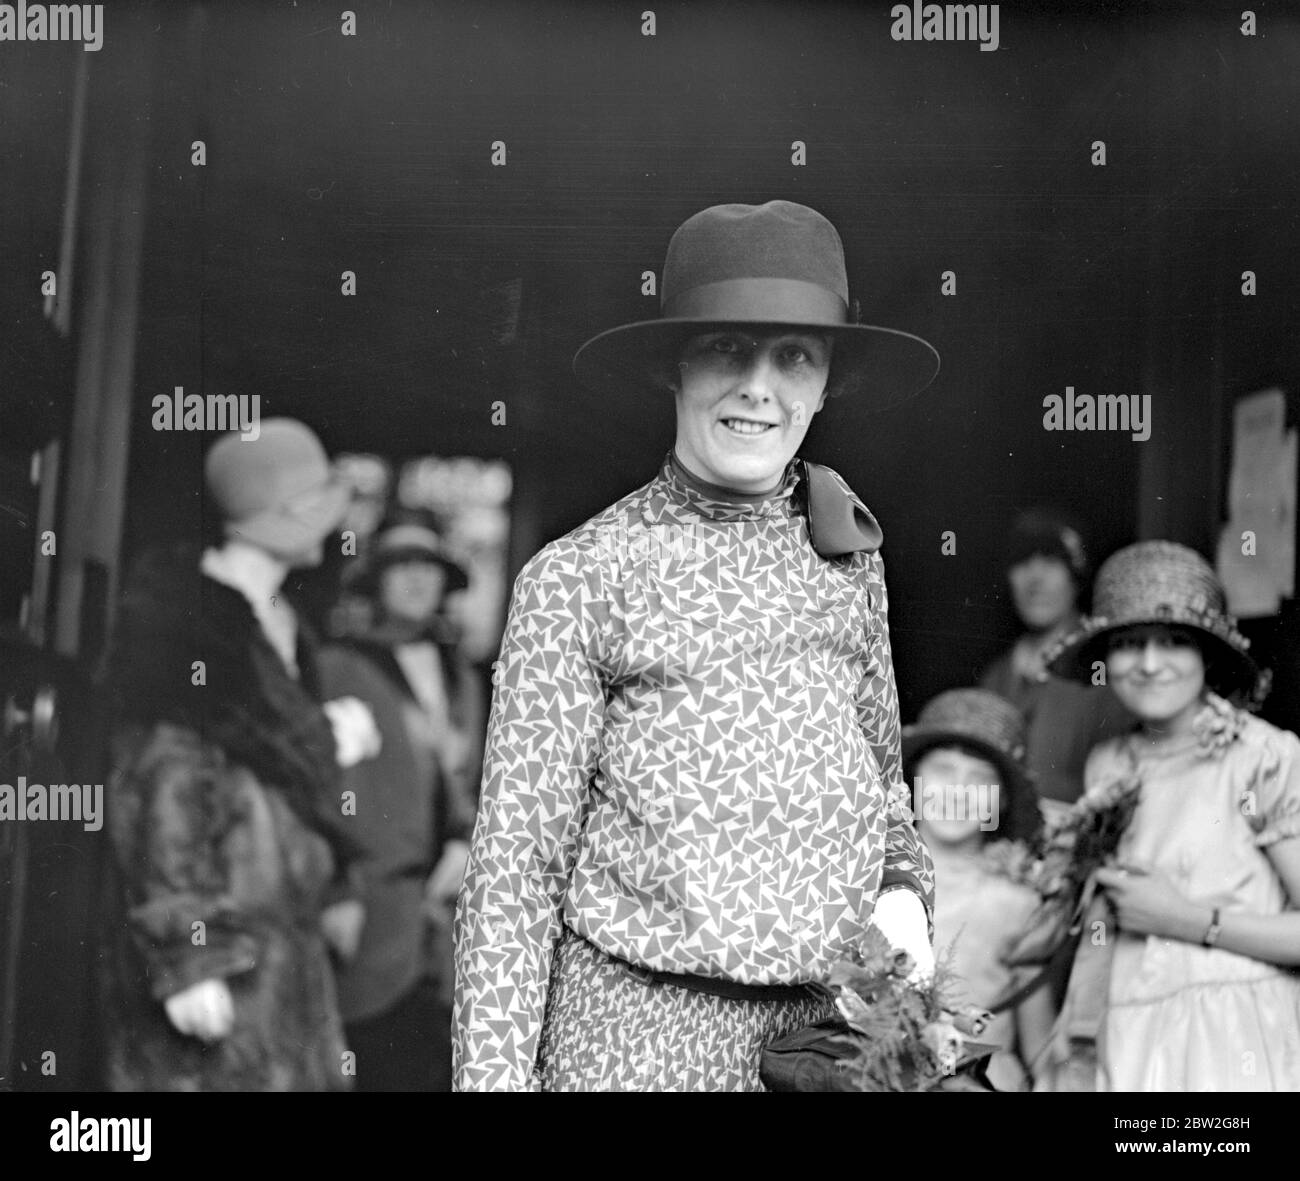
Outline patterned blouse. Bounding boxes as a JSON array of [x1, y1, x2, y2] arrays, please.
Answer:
[[453, 451, 935, 1091]]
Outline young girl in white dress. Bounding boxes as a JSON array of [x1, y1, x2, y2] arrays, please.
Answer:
[[903, 688, 1056, 1090], [1038, 541, 1300, 1091]]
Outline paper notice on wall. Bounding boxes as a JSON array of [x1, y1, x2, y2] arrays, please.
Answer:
[[1216, 388, 1297, 618]]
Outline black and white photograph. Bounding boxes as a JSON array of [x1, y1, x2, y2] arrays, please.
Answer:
[[2, 0, 1299, 1146]]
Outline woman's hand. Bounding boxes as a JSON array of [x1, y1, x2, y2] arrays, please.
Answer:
[[164, 978, 235, 1042], [1094, 864, 1207, 942], [869, 888, 936, 981]]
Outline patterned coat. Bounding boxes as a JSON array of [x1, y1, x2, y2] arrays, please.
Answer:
[[453, 453, 935, 1091], [100, 546, 356, 1091]]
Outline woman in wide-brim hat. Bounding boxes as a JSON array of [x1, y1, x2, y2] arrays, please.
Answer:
[[1035, 540, 1300, 1093], [453, 200, 941, 1092], [902, 688, 1054, 1090]]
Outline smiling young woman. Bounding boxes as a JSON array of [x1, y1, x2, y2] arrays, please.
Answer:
[[1037, 541, 1300, 1092]]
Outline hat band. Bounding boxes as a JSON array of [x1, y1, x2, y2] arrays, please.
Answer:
[[662, 277, 848, 325]]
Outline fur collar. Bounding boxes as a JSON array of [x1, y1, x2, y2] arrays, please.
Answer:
[[111, 543, 353, 857]]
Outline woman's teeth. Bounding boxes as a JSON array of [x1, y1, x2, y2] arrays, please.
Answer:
[[721, 419, 774, 435]]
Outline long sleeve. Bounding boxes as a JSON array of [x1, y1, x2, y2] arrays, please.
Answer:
[[854, 551, 935, 913], [451, 542, 608, 1092]]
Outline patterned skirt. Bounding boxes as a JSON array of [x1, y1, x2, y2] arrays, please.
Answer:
[[537, 926, 836, 1092]]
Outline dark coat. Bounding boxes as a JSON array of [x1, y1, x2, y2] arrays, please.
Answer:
[[980, 650, 1134, 806], [316, 633, 481, 1022], [100, 545, 356, 1092]]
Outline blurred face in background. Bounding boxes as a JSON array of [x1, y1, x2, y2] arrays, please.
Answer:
[[273, 536, 325, 570], [379, 559, 447, 627], [1105, 624, 1205, 728], [1009, 553, 1077, 632], [912, 747, 1002, 848], [673, 330, 832, 493]]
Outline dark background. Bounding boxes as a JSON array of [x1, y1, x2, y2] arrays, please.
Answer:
[[2, 0, 1299, 1088]]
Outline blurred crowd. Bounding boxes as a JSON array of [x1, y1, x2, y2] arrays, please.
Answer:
[[98, 417, 1300, 1092]]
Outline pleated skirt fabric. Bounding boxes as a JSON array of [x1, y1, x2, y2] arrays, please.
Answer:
[[537, 926, 836, 1092]]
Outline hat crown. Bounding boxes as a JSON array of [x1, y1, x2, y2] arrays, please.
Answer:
[[205, 418, 333, 523], [914, 688, 1027, 765], [1092, 540, 1227, 625], [661, 200, 849, 316]]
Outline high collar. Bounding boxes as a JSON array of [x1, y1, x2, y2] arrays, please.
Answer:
[[651, 450, 883, 558], [658, 450, 799, 523]]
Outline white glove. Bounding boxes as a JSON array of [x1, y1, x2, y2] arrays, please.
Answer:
[[322, 696, 382, 768], [164, 978, 235, 1042], [870, 889, 935, 982]]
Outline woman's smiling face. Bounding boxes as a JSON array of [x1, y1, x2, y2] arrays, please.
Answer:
[[1105, 624, 1206, 724], [672, 329, 832, 492]]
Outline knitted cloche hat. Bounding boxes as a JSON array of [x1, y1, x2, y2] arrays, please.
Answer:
[[1043, 540, 1263, 703]]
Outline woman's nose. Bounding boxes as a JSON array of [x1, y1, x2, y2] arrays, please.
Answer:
[[735, 354, 777, 402], [1138, 640, 1163, 672]]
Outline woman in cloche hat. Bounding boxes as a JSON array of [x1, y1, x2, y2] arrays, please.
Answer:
[[316, 508, 483, 1091], [902, 688, 1054, 1091], [1036, 541, 1300, 1092], [103, 418, 380, 1091], [454, 200, 941, 1091]]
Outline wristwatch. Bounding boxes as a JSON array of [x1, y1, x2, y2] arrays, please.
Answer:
[[1201, 907, 1223, 948]]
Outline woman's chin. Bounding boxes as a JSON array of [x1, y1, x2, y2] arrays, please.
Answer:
[[704, 448, 788, 489]]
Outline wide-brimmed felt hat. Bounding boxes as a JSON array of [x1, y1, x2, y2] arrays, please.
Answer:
[[1043, 540, 1262, 702], [205, 417, 351, 559], [572, 201, 940, 409], [348, 509, 470, 595], [902, 688, 1041, 844]]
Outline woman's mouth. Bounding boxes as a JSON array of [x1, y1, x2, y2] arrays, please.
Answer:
[[719, 418, 777, 437]]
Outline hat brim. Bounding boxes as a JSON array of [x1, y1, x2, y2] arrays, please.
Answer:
[[225, 478, 351, 559], [572, 319, 940, 412], [1045, 617, 1262, 701]]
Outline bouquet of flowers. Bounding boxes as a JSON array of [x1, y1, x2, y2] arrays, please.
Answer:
[[982, 767, 1142, 966], [761, 926, 999, 1092]]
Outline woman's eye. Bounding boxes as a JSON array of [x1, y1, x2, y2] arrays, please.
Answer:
[[711, 337, 741, 354]]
